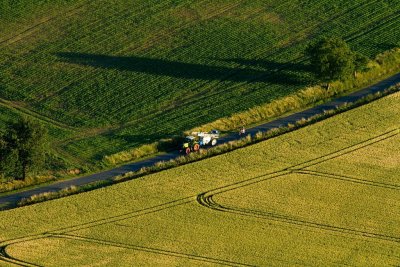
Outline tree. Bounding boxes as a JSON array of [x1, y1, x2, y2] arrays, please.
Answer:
[[353, 52, 369, 77], [2, 118, 47, 180], [307, 37, 356, 89], [0, 133, 18, 180]]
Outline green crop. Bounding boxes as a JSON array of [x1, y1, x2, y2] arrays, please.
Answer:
[[0, 0, 399, 165]]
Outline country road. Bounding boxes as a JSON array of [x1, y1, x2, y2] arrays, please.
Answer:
[[1, 73, 399, 210]]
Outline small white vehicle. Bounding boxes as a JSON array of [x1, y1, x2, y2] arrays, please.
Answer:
[[196, 130, 219, 146], [181, 130, 220, 154]]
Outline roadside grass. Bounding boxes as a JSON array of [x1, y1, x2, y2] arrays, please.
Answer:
[[0, 91, 399, 266], [103, 48, 400, 166], [15, 84, 400, 207], [0, 0, 399, 166]]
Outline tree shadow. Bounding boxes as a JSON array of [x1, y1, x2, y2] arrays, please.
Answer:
[[114, 133, 167, 144], [57, 52, 313, 85], [214, 58, 313, 73]]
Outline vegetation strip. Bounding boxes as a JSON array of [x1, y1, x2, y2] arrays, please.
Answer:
[[2, 82, 397, 209], [1, 1, 399, 167], [0, 93, 398, 265]]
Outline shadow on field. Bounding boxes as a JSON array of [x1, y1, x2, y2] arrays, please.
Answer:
[[215, 58, 313, 73], [57, 52, 313, 85]]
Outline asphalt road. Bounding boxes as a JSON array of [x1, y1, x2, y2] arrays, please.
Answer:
[[1, 73, 399, 210]]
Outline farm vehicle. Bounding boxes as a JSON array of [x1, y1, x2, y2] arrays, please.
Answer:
[[180, 130, 219, 154]]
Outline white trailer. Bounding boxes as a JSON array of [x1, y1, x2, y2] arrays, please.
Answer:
[[192, 130, 219, 146]]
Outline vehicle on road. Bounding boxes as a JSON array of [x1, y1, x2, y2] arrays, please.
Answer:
[[180, 130, 219, 154]]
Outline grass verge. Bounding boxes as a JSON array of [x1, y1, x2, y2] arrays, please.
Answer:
[[103, 48, 400, 166], [15, 83, 400, 208]]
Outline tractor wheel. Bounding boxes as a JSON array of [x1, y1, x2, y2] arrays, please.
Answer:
[[193, 144, 200, 151], [211, 139, 217, 146], [185, 147, 191, 154]]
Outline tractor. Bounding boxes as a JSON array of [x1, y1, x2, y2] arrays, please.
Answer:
[[180, 130, 219, 154]]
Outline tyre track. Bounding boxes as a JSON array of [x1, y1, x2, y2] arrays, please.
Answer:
[[288, 128, 399, 171], [50, 197, 194, 235], [0, 1, 92, 47], [195, 129, 400, 243], [0, 245, 41, 267], [50, 234, 255, 267], [297, 170, 400, 190], [346, 10, 400, 43], [197, 194, 400, 244], [0, 80, 399, 264], [0, 98, 77, 131]]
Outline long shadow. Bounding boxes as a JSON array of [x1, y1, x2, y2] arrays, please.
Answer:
[[57, 52, 313, 85], [215, 58, 314, 73]]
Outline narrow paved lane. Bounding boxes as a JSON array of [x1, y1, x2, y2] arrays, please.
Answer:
[[1, 73, 399, 209]]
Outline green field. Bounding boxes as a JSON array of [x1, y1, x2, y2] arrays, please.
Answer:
[[0, 92, 399, 266], [0, 0, 399, 165]]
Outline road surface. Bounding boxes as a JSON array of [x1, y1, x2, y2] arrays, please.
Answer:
[[1, 73, 399, 210]]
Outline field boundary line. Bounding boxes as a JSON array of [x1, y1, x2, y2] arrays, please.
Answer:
[[288, 128, 399, 171], [50, 233, 255, 267], [198, 193, 400, 244], [197, 171, 290, 204], [50, 197, 193, 234], [206, 195, 400, 243], [346, 10, 400, 43], [296, 170, 400, 190], [0, 242, 43, 267], [0, 1, 92, 47], [0, 98, 76, 131]]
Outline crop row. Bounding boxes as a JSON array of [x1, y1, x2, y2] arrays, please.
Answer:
[[0, 0, 399, 162]]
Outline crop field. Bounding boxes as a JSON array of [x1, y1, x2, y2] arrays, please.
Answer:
[[0, 0, 399, 164], [0, 92, 399, 266]]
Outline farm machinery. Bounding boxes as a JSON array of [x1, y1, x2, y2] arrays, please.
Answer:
[[180, 130, 220, 154]]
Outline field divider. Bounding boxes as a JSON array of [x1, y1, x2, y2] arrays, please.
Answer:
[[49, 197, 194, 235], [197, 170, 291, 207], [296, 170, 400, 190], [0, 251, 40, 267], [0, 97, 76, 131], [203, 196, 400, 244], [0, 233, 53, 267], [0, 1, 93, 47], [288, 128, 399, 171], [50, 233, 255, 267]]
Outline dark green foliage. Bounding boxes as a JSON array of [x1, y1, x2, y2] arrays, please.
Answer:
[[0, 118, 48, 180], [354, 52, 370, 74], [0, 135, 18, 180], [307, 37, 356, 85], [0, 0, 398, 164]]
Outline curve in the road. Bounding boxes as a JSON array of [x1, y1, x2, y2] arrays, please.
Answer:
[[0, 73, 399, 210]]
